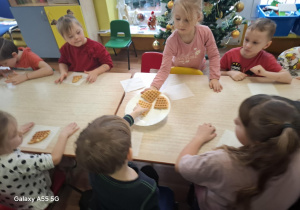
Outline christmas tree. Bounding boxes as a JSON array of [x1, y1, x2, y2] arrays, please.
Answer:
[[153, 0, 246, 49]]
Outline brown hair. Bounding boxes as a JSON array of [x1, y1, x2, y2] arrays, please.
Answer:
[[219, 94, 300, 209], [56, 15, 82, 38], [172, 0, 204, 24], [247, 18, 276, 40], [0, 38, 18, 61], [0, 111, 17, 155], [75, 115, 131, 175]]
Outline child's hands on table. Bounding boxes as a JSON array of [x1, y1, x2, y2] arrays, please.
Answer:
[[55, 72, 68, 84], [209, 79, 223, 93], [84, 70, 98, 83], [193, 123, 216, 144], [227, 71, 247, 81], [19, 122, 35, 135]]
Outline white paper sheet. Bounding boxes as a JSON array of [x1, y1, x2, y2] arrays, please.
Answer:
[[120, 77, 145, 92], [63, 72, 87, 86], [131, 131, 144, 157], [247, 83, 279, 96], [163, 83, 194, 100], [21, 125, 60, 149], [216, 130, 243, 148]]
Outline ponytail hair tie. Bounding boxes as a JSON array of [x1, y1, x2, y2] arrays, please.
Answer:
[[282, 123, 294, 129]]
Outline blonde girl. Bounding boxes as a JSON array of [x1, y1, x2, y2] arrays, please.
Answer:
[[144, 0, 222, 93], [176, 94, 300, 209], [0, 111, 79, 209]]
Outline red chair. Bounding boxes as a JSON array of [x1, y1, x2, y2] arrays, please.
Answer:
[[141, 52, 163, 73]]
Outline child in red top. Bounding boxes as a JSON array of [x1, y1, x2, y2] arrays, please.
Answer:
[[0, 38, 53, 85], [221, 18, 292, 83], [55, 15, 113, 84]]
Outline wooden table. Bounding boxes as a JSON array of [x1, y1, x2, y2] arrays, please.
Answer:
[[0, 71, 131, 156], [117, 73, 300, 165]]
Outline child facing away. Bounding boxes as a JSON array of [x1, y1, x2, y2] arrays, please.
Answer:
[[175, 94, 300, 210], [75, 105, 174, 210], [0, 111, 79, 209], [55, 15, 113, 84], [221, 18, 292, 84], [144, 0, 222, 93], [0, 38, 53, 85]]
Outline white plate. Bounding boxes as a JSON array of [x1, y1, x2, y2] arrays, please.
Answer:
[[125, 93, 171, 126]]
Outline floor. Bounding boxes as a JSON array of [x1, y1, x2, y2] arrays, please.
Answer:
[[48, 49, 228, 210]]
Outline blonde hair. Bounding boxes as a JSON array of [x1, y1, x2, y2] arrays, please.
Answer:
[[219, 94, 300, 209], [56, 15, 82, 37], [248, 18, 276, 40], [172, 0, 203, 23], [0, 111, 17, 155], [75, 115, 131, 175]]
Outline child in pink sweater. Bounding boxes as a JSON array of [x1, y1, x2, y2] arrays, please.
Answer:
[[145, 0, 222, 92]]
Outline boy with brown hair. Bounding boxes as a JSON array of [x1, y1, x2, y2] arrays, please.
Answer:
[[75, 105, 174, 210], [221, 18, 292, 83]]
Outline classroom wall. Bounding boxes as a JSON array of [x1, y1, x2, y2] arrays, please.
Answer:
[[93, 0, 118, 30]]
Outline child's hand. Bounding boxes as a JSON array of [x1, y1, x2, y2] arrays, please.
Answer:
[[59, 122, 79, 139], [296, 77, 300, 80], [84, 70, 98, 83], [5, 72, 26, 85], [193, 123, 216, 143], [209, 79, 223, 92], [250, 65, 267, 76], [141, 86, 158, 94], [130, 104, 149, 119], [19, 122, 34, 135], [228, 71, 247, 81], [55, 72, 67, 84]]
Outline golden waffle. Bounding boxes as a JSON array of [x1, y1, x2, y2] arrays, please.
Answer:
[[154, 96, 169, 109], [28, 130, 50, 144], [138, 100, 152, 116], [72, 75, 82, 83], [141, 90, 161, 103]]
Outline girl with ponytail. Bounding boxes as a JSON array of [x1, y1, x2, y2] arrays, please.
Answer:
[[175, 94, 300, 210]]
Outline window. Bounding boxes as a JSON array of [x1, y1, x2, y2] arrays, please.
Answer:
[[125, 0, 161, 11], [260, 0, 300, 4]]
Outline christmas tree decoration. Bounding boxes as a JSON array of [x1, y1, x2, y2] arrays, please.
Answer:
[[153, 40, 160, 50], [235, 2, 245, 12], [164, 11, 168, 16], [137, 13, 145, 22], [231, 29, 240, 38], [166, 24, 172, 30], [203, 2, 214, 16], [167, 1, 174, 9], [148, 11, 157, 29], [233, 15, 243, 25]]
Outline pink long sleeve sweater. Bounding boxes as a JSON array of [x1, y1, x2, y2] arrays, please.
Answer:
[[151, 24, 220, 90]]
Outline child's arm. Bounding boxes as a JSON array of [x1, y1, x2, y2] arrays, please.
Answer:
[[123, 104, 149, 126], [5, 61, 53, 85], [175, 123, 216, 172], [84, 64, 110, 83], [19, 122, 34, 134], [221, 70, 247, 81], [51, 122, 79, 165], [55, 63, 69, 84], [250, 65, 292, 84]]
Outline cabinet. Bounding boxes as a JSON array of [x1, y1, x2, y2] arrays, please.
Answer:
[[8, 0, 99, 58]]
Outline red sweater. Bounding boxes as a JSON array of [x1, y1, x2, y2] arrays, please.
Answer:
[[58, 38, 113, 72], [220, 47, 282, 75]]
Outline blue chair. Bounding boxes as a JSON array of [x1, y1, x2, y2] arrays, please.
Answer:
[[0, 0, 18, 40]]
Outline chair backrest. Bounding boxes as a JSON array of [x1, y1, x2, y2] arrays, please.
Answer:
[[0, 0, 14, 19], [110, 20, 131, 39], [141, 52, 163, 73], [170, 66, 203, 75]]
